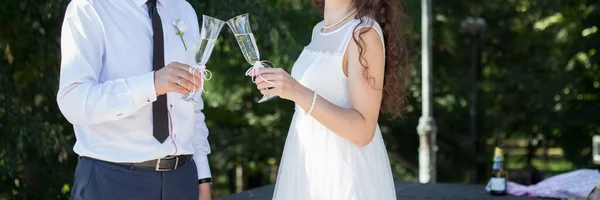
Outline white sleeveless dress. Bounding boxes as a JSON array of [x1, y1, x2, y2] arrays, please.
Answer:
[[272, 17, 397, 200]]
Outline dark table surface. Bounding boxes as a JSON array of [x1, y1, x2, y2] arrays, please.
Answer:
[[216, 181, 550, 200]]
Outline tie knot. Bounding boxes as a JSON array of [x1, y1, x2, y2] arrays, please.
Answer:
[[146, 0, 157, 8]]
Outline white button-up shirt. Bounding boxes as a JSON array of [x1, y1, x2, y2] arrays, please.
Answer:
[[57, 0, 210, 179]]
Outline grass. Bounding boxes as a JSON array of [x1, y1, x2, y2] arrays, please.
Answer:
[[506, 154, 576, 176]]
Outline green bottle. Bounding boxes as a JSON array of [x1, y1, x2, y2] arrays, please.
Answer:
[[490, 137, 507, 196]]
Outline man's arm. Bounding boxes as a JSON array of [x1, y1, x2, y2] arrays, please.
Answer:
[[192, 105, 211, 181], [57, 1, 157, 125], [192, 105, 211, 199]]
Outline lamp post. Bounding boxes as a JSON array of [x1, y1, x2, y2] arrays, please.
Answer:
[[417, 0, 438, 183], [460, 17, 487, 184]]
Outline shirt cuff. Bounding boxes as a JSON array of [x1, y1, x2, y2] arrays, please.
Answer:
[[193, 153, 211, 179], [127, 71, 157, 107]]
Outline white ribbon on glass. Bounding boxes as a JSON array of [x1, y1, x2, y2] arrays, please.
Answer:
[[245, 60, 275, 84], [188, 65, 212, 96]]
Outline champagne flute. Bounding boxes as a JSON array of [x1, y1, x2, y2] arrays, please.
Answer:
[[182, 15, 225, 103], [226, 13, 277, 103]]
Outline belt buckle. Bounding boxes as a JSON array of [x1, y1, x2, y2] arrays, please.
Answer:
[[155, 156, 179, 171]]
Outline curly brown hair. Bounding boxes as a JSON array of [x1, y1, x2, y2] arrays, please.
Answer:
[[313, 0, 411, 119]]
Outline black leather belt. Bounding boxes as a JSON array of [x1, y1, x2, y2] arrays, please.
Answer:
[[121, 155, 192, 171]]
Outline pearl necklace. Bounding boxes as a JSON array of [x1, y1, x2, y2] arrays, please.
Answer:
[[322, 9, 357, 30]]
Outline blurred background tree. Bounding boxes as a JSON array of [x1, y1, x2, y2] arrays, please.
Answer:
[[0, 0, 598, 199]]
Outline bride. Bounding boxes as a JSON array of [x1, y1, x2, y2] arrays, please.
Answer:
[[251, 0, 409, 199]]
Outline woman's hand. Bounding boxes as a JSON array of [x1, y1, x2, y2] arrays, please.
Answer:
[[251, 68, 309, 102]]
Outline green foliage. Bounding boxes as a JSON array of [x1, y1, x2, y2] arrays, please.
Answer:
[[1, 0, 599, 199], [405, 0, 600, 182]]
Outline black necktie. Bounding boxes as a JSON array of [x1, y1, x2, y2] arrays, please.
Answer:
[[147, 0, 169, 143]]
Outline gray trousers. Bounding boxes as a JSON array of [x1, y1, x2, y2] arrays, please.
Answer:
[[71, 157, 199, 200]]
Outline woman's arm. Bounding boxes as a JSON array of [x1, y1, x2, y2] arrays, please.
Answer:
[[255, 28, 385, 147]]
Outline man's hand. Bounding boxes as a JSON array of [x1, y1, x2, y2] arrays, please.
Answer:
[[199, 183, 211, 200], [154, 62, 201, 96]]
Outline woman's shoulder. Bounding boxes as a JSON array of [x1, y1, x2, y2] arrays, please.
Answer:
[[352, 16, 384, 45], [354, 16, 382, 33]]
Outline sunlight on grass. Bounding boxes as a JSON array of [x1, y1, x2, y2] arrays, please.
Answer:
[[507, 155, 576, 175]]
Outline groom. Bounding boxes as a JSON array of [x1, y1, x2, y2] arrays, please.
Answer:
[[57, 0, 211, 199]]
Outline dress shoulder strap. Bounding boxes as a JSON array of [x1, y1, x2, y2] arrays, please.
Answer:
[[340, 16, 386, 55], [310, 21, 325, 42]]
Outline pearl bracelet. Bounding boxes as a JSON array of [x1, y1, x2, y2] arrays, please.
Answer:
[[306, 90, 317, 115]]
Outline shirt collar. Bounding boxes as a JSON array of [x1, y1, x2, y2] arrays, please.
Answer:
[[133, 0, 166, 8]]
